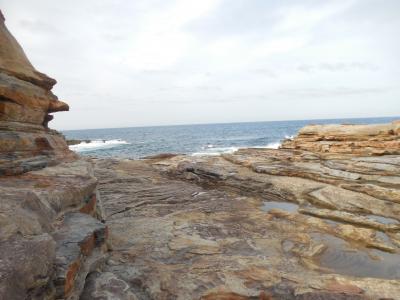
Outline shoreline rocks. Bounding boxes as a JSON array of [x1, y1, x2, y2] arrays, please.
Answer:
[[281, 121, 400, 156], [1, 8, 400, 300], [0, 10, 109, 300], [0, 10, 75, 176], [88, 119, 400, 299]]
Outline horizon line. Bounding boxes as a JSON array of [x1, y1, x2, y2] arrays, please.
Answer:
[[60, 115, 400, 132]]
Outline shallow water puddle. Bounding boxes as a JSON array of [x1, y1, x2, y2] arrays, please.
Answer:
[[262, 201, 299, 213], [313, 233, 400, 279]]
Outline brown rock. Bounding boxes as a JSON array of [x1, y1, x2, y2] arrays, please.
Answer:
[[0, 12, 56, 89], [0, 10, 109, 300], [0, 10, 74, 175], [281, 121, 400, 155]]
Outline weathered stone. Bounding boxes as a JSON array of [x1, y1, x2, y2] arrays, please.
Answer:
[[80, 271, 138, 300], [0, 234, 56, 300], [89, 146, 400, 299], [0, 10, 107, 300], [53, 212, 108, 299], [2, 7, 400, 300], [282, 121, 400, 156], [0, 10, 73, 176]]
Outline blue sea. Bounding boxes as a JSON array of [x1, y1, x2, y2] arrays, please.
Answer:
[[63, 117, 399, 159]]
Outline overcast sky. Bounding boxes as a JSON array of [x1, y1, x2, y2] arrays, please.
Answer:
[[1, 0, 400, 130]]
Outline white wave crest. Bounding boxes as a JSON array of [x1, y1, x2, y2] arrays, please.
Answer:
[[69, 139, 129, 152], [250, 141, 281, 149], [192, 146, 238, 156], [264, 142, 281, 149]]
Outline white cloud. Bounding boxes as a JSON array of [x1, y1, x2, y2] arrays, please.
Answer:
[[1, 0, 399, 130]]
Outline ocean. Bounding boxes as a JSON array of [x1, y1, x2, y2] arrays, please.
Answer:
[[63, 116, 399, 158]]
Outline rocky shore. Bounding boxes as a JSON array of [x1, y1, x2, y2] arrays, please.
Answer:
[[89, 120, 400, 299], [1, 9, 400, 300], [0, 11, 106, 299]]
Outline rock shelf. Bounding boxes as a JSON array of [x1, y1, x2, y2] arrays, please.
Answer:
[[1, 8, 400, 300]]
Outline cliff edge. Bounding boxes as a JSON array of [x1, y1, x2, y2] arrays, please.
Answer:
[[0, 11, 108, 300], [0, 9, 75, 176]]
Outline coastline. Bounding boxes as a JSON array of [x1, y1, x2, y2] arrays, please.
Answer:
[[1, 7, 400, 299], [86, 120, 400, 299]]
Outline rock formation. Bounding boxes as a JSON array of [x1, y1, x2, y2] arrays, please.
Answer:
[[0, 9, 75, 176], [2, 9, 400, 300], [281, 121, 400, 156], [0, 10, 108, 300], [86, 120, 400, 299]]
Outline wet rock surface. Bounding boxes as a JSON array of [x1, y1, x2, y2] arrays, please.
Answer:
[[89, 132, 400, 299], [1, 7, 400, 300]]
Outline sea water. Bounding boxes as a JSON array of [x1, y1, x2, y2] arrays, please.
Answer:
[[63, 116, 399, 158]]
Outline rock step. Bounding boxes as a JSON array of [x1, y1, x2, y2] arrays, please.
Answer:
[[53, 212, 108, 299]]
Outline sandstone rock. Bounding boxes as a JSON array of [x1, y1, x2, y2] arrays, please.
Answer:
[[0, 10, 56, 89], [0, 10, 74, 176], [0, 159, 104, 299], [0, 234, 56, 300], [281, 121, 400, 156], [80, 272, 138, 300], [53, 212, 108, 299], [2, 8, 400, 300], [89, 149, 400, 299], [0, 10, 108, 300]]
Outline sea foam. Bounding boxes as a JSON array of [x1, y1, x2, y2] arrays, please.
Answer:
[[69, 139, 129, 152]]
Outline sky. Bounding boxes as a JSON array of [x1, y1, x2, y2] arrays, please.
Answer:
[[1, 0, 400, 130]]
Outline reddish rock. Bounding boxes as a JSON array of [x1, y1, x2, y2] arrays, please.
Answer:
[[0, 10, 75, 175]]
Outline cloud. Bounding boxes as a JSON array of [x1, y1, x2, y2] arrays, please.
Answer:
[[1, 0, 399, 129], [280, 87, 390, 98], [297, 62, 379, 73]]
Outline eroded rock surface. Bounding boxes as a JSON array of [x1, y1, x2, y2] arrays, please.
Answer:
[[2, 8, 400, 300], [89, 130, 400, 299], [0, 10, 108, 300], [281, 121, 400, 156], [0, 10, 75, 176]]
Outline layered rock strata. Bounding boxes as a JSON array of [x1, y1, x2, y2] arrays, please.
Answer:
[[0, 11, 108, 300], [85, 120, 400, 299], [281, 121, 400, 156], [0, 10, 75, 176], [2, 8, 400, 300]]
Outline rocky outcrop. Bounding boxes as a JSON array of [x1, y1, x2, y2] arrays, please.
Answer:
[[0, 11, 108, 300], [281, 121, 400, 156], [2, 8, 400, 300], [87, 119, 400, 299], [0, 10, 75, 176]]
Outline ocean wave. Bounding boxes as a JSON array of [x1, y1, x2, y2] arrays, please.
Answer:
[[201, 144, 215, 149], [192, 146, 239, 156], [249, 142, 280, 150], [264, 142, 281, 149], [192, 141, 282, 156], [69, 139, 129, 152]]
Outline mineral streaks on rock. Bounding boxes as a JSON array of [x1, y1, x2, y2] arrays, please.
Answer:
[[90, 125, 400, 299], [0, 160, 108, 299], [0, 11, 107, 300], [282, 121, 400, 156], [0, 10, 74, 176]]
